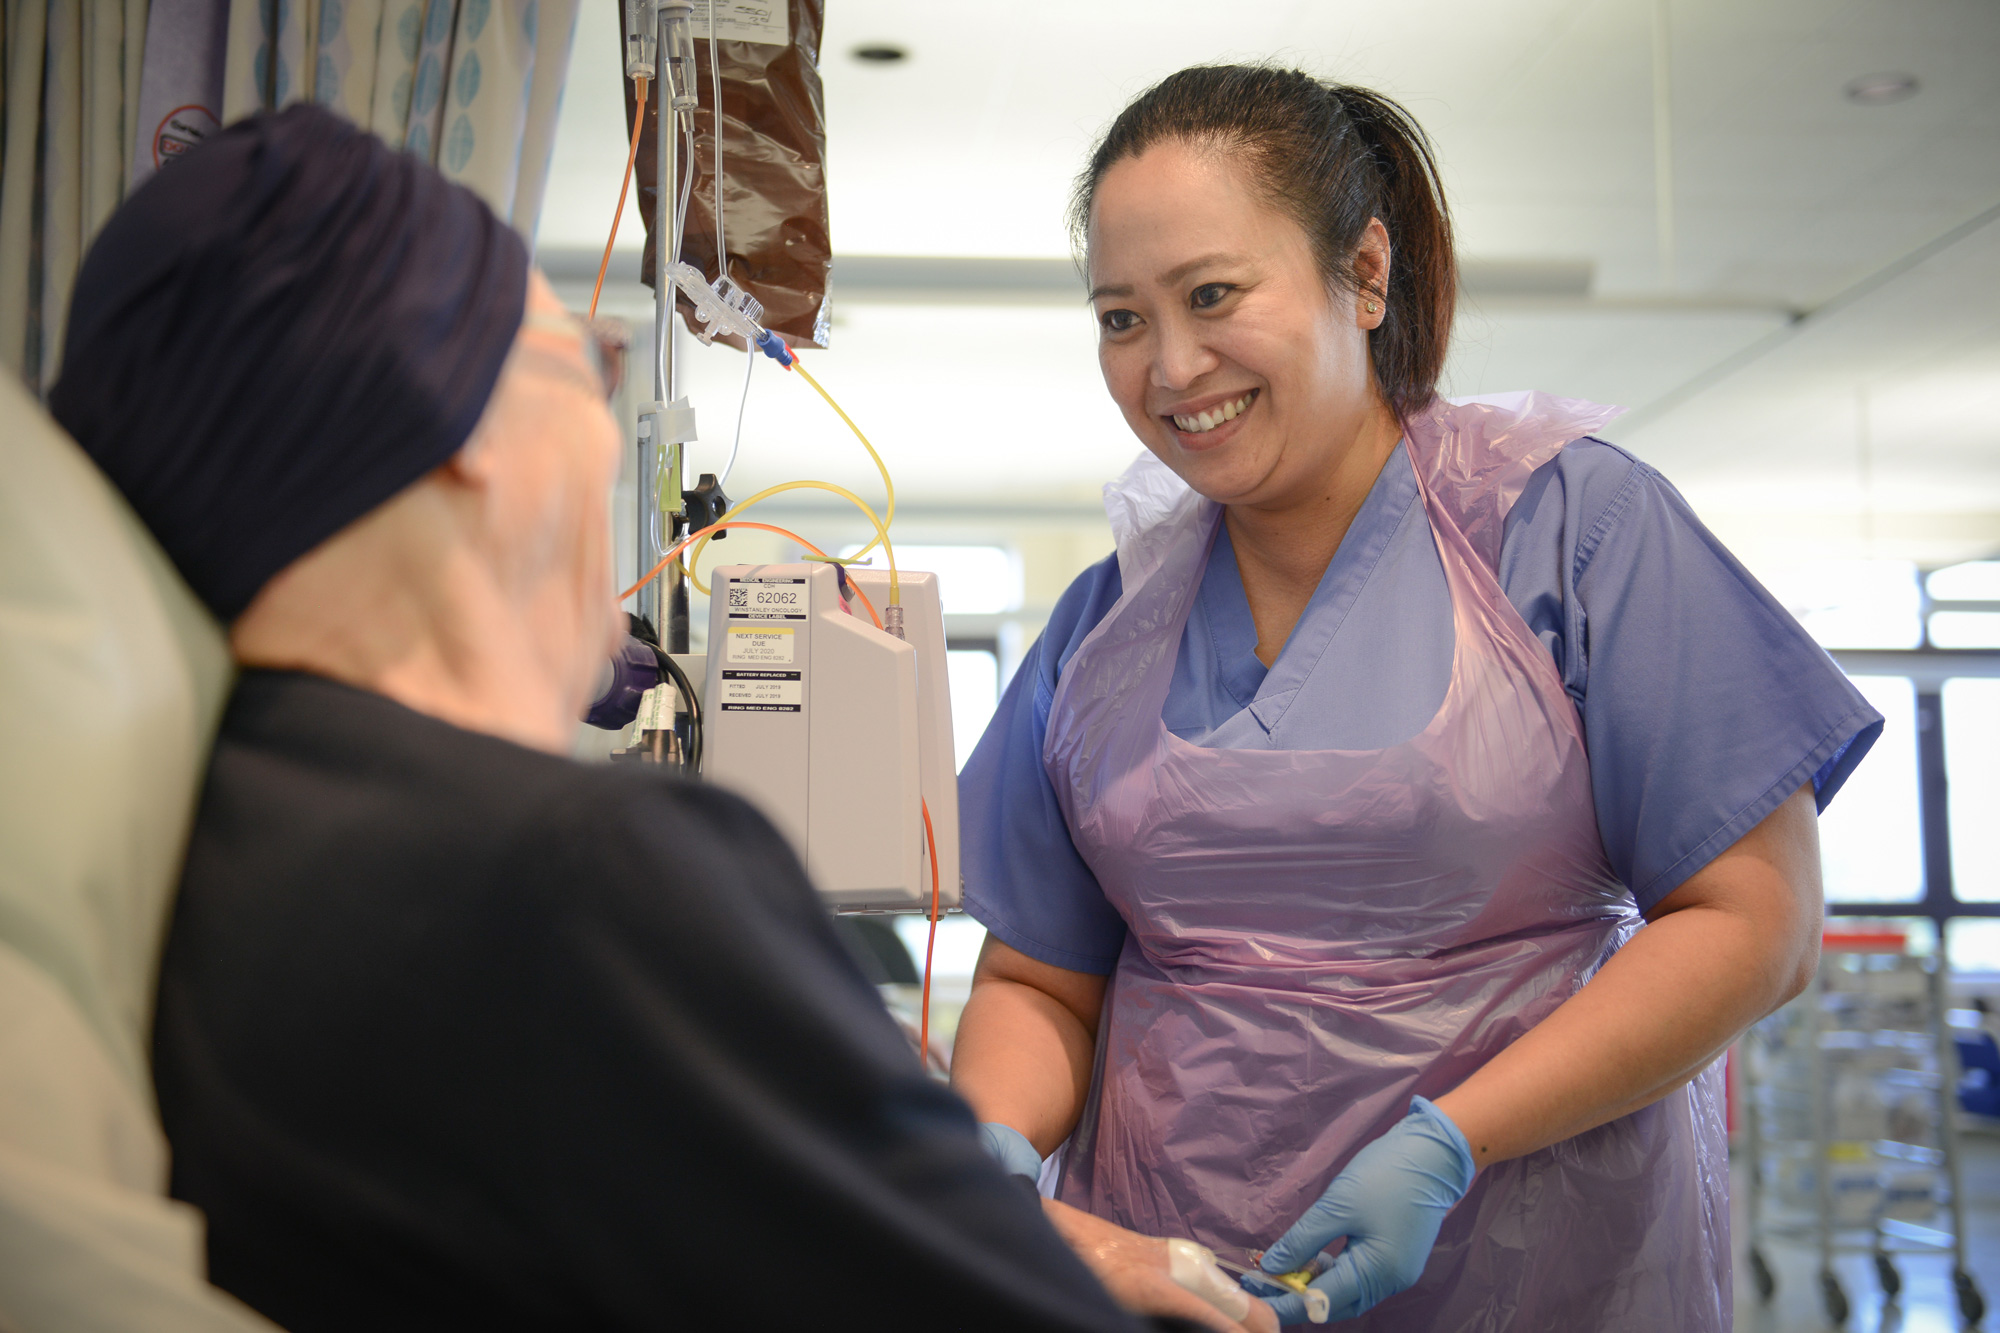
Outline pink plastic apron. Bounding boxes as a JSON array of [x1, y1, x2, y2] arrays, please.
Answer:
[[1045, 393, 1730, 1330]]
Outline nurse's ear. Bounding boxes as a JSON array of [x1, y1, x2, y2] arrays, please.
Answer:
[[1352, 218, 1391, 333]]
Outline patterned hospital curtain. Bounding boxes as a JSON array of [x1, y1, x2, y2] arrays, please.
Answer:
[[1, 0, 576, 391], [221, 0, 272, 120], [311, 0, 384, 123], [38, 1, 84, 394], [396, 0, 578, 238], [369, 0, 425, 142], [402, 0, 455, 160], [507, 0, 575, 240], [0, 0, 150, 391], [439, 0, 578, 244], [281, 0, 316, 102], [221, 0, 323, 118]]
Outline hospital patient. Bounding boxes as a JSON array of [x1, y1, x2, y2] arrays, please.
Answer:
[[47, 106, 1270, 1333]]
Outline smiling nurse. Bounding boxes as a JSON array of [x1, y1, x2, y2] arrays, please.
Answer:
[[949, 67, 1884, 1330]]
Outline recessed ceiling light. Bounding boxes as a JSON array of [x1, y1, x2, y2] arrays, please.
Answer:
[[1844, 72, 1920, 105], [852, 43, 908, 64]]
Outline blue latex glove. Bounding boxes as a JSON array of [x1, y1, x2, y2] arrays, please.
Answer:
[[1256, 1096, 1475, 1325], [977, 1121, 1045, 1184]]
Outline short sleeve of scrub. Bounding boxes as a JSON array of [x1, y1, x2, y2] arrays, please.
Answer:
[[1500, 440, 1882, 912], [958, 560, 1132, 974]]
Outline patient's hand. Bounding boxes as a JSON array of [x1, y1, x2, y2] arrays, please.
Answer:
[[1040, 1198, 1279, 1333]]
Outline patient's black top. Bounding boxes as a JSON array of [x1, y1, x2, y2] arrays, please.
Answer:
[[154, 669, 1158, 1332]]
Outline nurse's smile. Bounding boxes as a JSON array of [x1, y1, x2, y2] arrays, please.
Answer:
[[1164, 388, 1258, 447]]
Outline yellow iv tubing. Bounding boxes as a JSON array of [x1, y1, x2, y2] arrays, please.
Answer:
[[682, 357, 899, 604]]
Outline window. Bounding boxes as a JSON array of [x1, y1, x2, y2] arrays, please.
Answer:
[[1822, 649, 2000, 980], [1759, 560, 1922, 650], [1819, 676, 1924, 904], [946, 645, 1001, 772], [1948, 920, 2000, 974], [1926, 561, 2000, 601], [838, 543, 1022, 615], [1927, 612, 2000, 649], [1944, 678, 2000, 903], [1923, 562, 2000, 647]]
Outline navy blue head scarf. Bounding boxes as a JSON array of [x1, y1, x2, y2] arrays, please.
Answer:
[[49, 103, 529, 621]]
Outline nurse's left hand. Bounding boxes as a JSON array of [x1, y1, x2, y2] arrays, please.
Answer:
[[1257, 1096, 1475, 1325]]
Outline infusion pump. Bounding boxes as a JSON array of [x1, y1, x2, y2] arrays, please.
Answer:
[[699, 563, 960, 913]]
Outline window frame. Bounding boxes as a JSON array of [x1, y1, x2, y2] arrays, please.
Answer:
[[1825, 648, 2000, 929]]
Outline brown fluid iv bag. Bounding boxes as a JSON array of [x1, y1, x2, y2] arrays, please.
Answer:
[[622, 0, 832, 349]]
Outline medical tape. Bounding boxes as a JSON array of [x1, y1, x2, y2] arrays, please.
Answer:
[[1164, 1239, 1252, 1323]]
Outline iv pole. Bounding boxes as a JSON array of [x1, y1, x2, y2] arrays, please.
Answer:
[[614, 0, 699, 768], [637, 1, 693, 656]]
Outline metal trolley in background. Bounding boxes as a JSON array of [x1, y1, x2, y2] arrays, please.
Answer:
[[1740, 930, 1987, 1327]]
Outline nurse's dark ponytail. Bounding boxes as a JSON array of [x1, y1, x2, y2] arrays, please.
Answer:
[[1072, 67, 1456, 418]]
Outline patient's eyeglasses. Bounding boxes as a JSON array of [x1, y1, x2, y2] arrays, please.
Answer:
[[520, 312, 630, 404]]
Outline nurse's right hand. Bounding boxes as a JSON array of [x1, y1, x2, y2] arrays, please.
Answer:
[[1256, 1096, 1475, 1325]]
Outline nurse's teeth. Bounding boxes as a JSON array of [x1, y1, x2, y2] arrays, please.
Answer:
[[1173, 391, 1254, 434]]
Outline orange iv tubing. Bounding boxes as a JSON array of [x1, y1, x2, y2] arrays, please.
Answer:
[[588, 76, 648, 323]]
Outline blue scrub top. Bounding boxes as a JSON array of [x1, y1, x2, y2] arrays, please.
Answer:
[[959, 437, 1883, 976]]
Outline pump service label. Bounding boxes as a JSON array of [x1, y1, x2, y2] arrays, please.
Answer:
[[726, 626, 795, 664], [718, 669, 802, 712]]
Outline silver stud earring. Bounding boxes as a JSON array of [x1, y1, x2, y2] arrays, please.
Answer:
[[1366, 301, 1381, 314]]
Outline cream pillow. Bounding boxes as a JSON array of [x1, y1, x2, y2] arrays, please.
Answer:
[[0, 373, 275, 1332]]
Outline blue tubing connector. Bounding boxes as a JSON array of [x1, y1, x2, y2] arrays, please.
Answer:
[[754, 328, 795, 367]]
